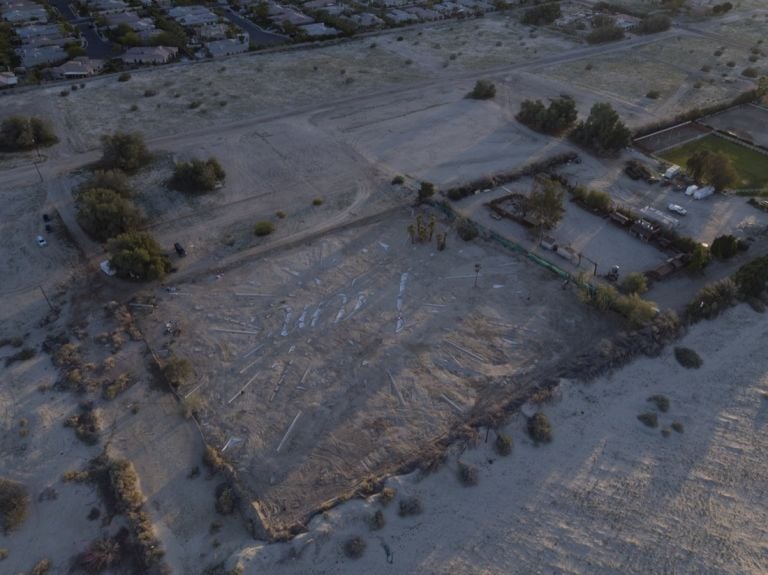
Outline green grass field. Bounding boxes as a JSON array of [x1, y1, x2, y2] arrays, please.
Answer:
[[660, 134, 768, 192]]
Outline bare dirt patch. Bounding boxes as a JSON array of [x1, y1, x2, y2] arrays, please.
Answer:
[[700, 104, 768, 148], [136, 209, 613, 533]]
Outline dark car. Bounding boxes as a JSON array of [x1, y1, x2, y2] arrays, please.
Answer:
[[174, 242, 186, 257]]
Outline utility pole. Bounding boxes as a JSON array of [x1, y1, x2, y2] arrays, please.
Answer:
[[39, 285, 54, 312]]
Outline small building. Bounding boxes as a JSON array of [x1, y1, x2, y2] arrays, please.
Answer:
[[88, 0, 129, 15], [17, 45, 67, 67], [51, 56, 103, 78], [206, 36, 249, 58], [0, 71, 18, 86], [121, 45, 178, 64]]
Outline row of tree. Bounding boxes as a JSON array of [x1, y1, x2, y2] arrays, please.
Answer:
[[0, 116, 58, 152], [516, 97, 577, 135]]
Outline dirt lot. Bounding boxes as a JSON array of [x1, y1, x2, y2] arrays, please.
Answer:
[[634, 122, 711, 153], [136, 210, 614, 532], [701, 104, 768, 148]]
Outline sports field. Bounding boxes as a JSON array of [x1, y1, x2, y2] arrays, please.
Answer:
[[659, 134, 768, 192]]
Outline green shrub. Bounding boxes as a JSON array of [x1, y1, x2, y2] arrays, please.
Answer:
[[0, 478, 29, 533], [99, 131, 151, 173], [417, 181, 435, 203], [78, 169, 134, 198], [455, 217, 478, 241], [253, 221, 275, 236], [494, 433, 512, 456], [587, 25, 624, 44], [77, 188, 143, 242], [710, 234, 739, 259], [620, 272, 648, 295], [637, 412, 658, 428], [108, 231, 171, 281], [468, 79, 496, 100], [521, 2, 560, 25], [674, 347, 702, 369], [398, 496, 423, 517], [343, 536, 366, 559], [671, 422, 684, 433], [646, 90, 661, 99], [647, 394, 670, 412], [312, 197, 323, 206], [583, 189, 612, 212], [391, 175, 405, 185], [275, 210, 286, 219], [118, 72, 131, 82], [527, 412, 552, 444], [162, 356, 194, 389], [169, 157, 225, 194], [734, 256, 768, 298], [686, 278, 738, 321], [457, 461, 479, 486]]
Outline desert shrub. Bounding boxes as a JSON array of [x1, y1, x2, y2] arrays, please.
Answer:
[[214, 483, 237, 515], [587, 24, 624, 44], [162, 356, 193, 389], [647, 394, 670, 412], [4, 347, 36, 367], [102, 373, 132, 400], [686, 278, 738, 321], [661, 427, 671, 437], [620, 272, 648, 295], [78, 169, 134, 198], [343, 536, 366, 559], [312, 197, 323, 206], [527, 412, 552, 444], [144, 89, 157, 97], [169, 157, 225, 194], [30, 558, 52, 575], [637, 14, 670, 34], [253, 221, 275, 237], [457, 461, 479, 486], [203, 445, 227, 473], [369, 509, 385, 530], [99, 131, 151, 173], [78, 538, 122, 574], [671, 422, 684, 433], [118, 72, 131, 82], [468, 79, 496, 100], [710, 234, 740, 259], [0, 116, 58, 152], [379, 486, 396, 505], [494, 433, 513, 456], [108, 231, 171, 281], [637, 412, 658, 428], [391, 175, 405, 185], [455, 217, 479, 241], [583, 189, 612, 212], [646, 90, 661, 99], [674, 347, 702, 369], [417, 181, 435, 203], [742, 67, 759, 78], [109, 458, 144, 513], [64, 403, 101, 445], [275, 210, 286, 219], [0, 478, 29, 533], [398, 496, 423, 517]]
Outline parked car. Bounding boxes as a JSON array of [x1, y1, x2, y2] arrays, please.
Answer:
[[668, 203, 687, 216], [36, 235, 47, 247]]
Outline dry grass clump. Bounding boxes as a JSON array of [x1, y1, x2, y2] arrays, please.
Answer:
[[203, 445, 227, 474], [671, 422, 684, 433], [64, 401, 101, 445], [342, 536, 366, 559], [379, 486, 396, 506], [494, 433, 513, 456], [0, 548, 8, 560], [0, 478, 29, 533], [102, 372, 132, 400], [162, 356, 194, 389], [214, 483, 238, 515], [77, 537, 122, 574], [457, 461, 479, 486], [30, 558, 52, 575], [109, 458, 144, 513], [527, 412, 552, 444], [647, 394, 670, 412], [637, 412, 659, 428], [398, 496, 423, 517]]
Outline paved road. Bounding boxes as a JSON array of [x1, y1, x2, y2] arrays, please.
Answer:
[[49, 0, 115, 60], [222, 8, 288, 47]]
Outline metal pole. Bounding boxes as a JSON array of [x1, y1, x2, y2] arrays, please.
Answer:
[[39, 285, 54, 312]]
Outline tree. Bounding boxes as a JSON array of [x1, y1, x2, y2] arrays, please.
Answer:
[[521, 2, 560, 25], [108, 231, 171, 281], [169, 157, 226, 194], [687, 243, 711, 273], [417, 181, 435, 203], [527, 177, 565, 232], [468, 79, 496, 100], [710, 234, 739, 259], [162, 356, 194, 389], [686, 150, 736, 190], [99, 131, 151, 173], [587, 24, 624, 44], [516, 97, 577, 135], [0, 477, 29, 533], [637, 14, 670, 34], [570, 102, 631, 156], [77, 188, 143, 242], [253, 221, 275, 236], [0, 116, 58, 152], [686, 150, 710, 184], [620, 272, 648, 295], [78, 169, 134, 198]]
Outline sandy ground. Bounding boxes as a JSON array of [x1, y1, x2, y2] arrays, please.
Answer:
[[137, 211, 614, 533], [233, 303, 768, 575]]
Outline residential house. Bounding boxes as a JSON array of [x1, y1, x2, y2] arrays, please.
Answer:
[[17, 45, 67, 67], [270, 9, 313, 26], [298, 21, 337, 36], [205, 35, 249, 58], [121, 45, 177, 64], [88, 0, 129, 15], [195, 23, 228, 41], [2, 1, 48, 23], [404, 7, 440, 20], [51, 56, 103, 78], [348, 12, 384, 27], [104, 11, 140, 29], [0, 70, 18, 86], [168, 5, 219, 28], [386, 9, 417, 23]]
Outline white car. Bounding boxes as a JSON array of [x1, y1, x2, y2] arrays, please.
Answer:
[[668, 203, 687, 216], [36, 235, 47, 247]]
